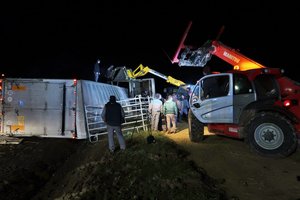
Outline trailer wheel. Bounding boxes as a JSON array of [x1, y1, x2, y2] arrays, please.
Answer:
[[245, 112, 297, 158], [188, 109, 204, 142]]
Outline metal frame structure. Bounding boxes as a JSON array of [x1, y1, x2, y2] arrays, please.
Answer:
[[85, 95, 152, 142]]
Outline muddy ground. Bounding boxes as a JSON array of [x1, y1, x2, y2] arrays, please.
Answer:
[[0, 122, 300, 200], [166, 124, 300, 200]]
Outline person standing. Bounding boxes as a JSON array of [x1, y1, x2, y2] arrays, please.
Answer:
[[148, 93, 163, 131], [172, 94, 182, 123], [101, 95, 126, 153], [94, 59, 101, 82], [162, 95, 178, 134], [157, 94, 165, 131], [181, 94, 189, 121], [186, 87, 192, 103]]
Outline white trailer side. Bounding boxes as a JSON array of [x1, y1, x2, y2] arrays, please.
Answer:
[[0, 78, 128, 139]]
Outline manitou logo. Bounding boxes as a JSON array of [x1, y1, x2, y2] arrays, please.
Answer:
[[223, 51, 240, 63]]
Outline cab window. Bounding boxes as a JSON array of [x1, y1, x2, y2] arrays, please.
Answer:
[[233, 74, 253, 95], [201, 75, 229, 99]]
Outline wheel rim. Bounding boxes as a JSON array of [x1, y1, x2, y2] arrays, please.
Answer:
[[254, 123, 284, 150]]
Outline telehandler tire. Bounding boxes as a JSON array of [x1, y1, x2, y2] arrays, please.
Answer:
[[188, 109, 205, 142], [245, 112, 297, 158]]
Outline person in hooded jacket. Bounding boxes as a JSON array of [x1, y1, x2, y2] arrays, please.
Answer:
[[101, 95, 126, 153]]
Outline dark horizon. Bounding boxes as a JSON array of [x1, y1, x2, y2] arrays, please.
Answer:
[[1, 1, 299, 92]]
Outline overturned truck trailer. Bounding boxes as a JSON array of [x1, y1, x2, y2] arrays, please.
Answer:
[[0, 78, 151, 142]]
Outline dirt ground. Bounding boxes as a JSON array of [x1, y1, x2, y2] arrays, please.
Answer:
[[166, 123, 300, 200], [0, 122, 300, 200]]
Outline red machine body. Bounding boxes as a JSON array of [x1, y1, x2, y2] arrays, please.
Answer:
[[172, 21, 300, 157]]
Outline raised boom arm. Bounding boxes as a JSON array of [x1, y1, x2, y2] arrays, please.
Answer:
[[127, 64, 186, 87], [172, 21, 266, 71]]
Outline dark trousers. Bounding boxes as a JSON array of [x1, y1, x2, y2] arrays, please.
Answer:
[[158, 114, 163, 131]]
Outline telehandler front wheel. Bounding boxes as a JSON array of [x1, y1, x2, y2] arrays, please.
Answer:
[[188, 109, 205, 142]]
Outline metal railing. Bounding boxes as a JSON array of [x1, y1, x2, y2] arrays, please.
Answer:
[[84, 95, 151, 142]]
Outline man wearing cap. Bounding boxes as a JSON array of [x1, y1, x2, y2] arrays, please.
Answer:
[[101, 95, 126, 153]]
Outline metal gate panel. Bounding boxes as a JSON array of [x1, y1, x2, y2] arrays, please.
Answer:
[[85, 95, 151, 143]]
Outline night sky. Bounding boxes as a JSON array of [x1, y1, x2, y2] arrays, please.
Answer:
[[1, 1, 299, 92]]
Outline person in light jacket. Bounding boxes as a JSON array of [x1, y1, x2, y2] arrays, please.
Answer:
[[148, 93, 163, 131]]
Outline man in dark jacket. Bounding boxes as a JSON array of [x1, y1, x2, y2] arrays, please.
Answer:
[[101, 95, 126, 153]]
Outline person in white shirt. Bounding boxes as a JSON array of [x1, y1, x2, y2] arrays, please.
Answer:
[[148, 93, 163, 131]]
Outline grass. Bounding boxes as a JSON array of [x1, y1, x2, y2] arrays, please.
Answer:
[[68, 130, 227, 200]]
